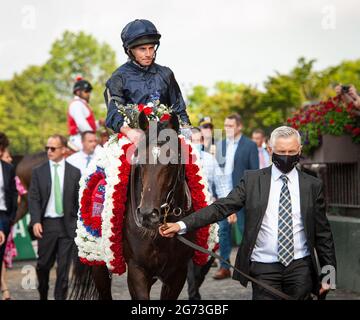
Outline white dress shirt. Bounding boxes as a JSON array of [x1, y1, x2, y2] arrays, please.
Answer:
[[0, 163, 7, 211], [66, 150, 94, 175], [250, 165, 310, 263], [44, 159, 65, 218]]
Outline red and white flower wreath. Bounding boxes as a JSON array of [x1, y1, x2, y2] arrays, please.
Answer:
[[75, 133, 218, 275]]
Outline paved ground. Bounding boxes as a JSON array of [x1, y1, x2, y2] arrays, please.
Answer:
[[4, 248, 360, 300]]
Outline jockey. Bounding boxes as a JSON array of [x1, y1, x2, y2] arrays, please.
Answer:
[[75, 20, 215, 276], [68, 77, 103, 150], [104, 19, 191, 143]]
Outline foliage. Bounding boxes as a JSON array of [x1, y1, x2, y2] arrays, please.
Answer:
[[287, 96, 360, 155], [187, 57, 360, 138], [0, 31, 117, 154]]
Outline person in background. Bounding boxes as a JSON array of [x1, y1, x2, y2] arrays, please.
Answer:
[[98, 129, 110, 147], [335, 84, 360, 111], [67, 77, 104, 151], [0, 133, 17, 298], [186, 127, 232, 300], [29, 134, 81, 300], [252, 129, 271, 169], [66, 131, 98, 175], [214, 113, 259, 280], [198, 116, 217, 155], [0, 148, 19, 300]]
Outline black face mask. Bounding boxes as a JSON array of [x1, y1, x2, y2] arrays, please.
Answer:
[[272, 153, 300, 174]]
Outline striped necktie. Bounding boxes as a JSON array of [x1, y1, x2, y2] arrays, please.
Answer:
[[278, 174, 294, 267]]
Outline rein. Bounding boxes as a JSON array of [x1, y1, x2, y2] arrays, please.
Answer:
[[129, 145, 189, 229]]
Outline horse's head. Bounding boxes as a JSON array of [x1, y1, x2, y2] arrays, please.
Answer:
[[132, 111, 190, 230]]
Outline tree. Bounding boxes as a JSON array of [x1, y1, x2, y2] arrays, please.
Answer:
[[44, 31, 117, 116], [187, 82, 263, 136], [0, 31, 117, 154], [187, 57, 360, 137]]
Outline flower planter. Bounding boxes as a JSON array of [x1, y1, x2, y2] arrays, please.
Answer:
[[301, 134, 360, 164]]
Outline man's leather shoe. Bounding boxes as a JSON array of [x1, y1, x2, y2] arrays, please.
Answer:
[[213, 268, 231, 280]]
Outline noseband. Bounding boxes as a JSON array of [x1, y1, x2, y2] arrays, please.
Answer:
[[129, 145, 191, 229]]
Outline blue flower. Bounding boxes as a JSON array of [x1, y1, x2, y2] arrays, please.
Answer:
[[149, 91, 160, 103]]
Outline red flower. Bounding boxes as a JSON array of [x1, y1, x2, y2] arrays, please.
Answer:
[[138, 104, 145, 112], [143, 107, 152, 116], [80, 258, 106, 266], [335, 107, 342, 113], [352, 127, 360, 136], [160, 113, 171, 122], [325, 101, 335, 110], [79, 171, 106, 234], [344, 124, 354, 132], [329, 119, 335, 125]]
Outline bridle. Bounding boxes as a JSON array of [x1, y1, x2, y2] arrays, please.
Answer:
[[160, 160, 187, 226], [129, 143, 190, 229]]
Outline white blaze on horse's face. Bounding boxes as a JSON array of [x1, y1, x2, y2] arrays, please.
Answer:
[[151, 146, 161, 163]]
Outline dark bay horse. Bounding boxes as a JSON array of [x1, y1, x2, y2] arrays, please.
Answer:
[[71, 112, 196, 300]]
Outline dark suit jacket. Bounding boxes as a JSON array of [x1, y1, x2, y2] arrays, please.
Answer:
[[216, 135, 259, 188], [0, 160, 18, 227], [181, 166, 336, 294], [28, 160, 81, 238]]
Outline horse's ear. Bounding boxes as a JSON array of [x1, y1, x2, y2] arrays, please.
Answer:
[[168, 112, 180, 132], [138, 111, 149, 131]]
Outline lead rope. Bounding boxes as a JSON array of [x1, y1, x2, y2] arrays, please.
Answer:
[[175, 235, 294, 300]]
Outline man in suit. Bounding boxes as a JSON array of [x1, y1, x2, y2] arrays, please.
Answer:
[[0, 133, 17, 284], [160, 126, 336, 300], [66, 131, 98, 175], [214, 113, 259, 279], [29, 134, 81, 300]]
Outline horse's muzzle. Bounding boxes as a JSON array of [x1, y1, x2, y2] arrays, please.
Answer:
[[138, 208, 161, 229]]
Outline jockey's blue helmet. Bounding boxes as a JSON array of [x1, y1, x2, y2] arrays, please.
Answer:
[[121, 19, 161, 53]]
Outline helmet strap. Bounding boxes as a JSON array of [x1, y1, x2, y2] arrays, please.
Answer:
[[126, 44, 159, 68]]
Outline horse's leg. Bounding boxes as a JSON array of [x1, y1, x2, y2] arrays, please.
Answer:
[[160, 266, 188, 300], [92, 265, 112, 300], [127, 263, 152, 300]]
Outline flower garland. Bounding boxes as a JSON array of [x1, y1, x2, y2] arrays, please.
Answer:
[[180, 136, 219, 265], [117, 101, 172, 128], [76, 133, 217, 274], [76, 134, 132, 271], [99, 134, 133, 274], [79, 168, 106, 236], [107, 134, 132, 274], [75, 166, 105, 265]]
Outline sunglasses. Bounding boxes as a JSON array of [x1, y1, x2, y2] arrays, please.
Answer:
[[201, 124, 213, 129], [45, 146, 62, 152]]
